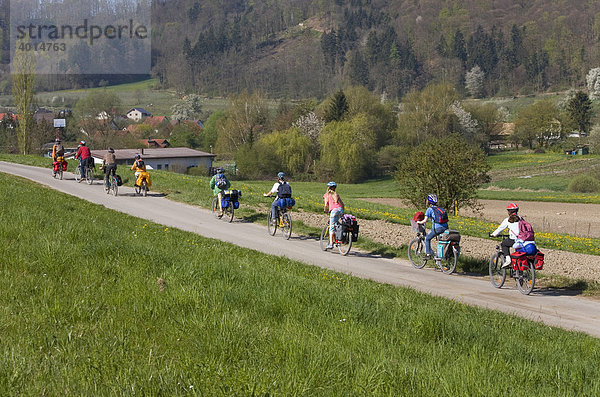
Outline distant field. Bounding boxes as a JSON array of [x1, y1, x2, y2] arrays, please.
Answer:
[[2, 173, 600, 394], [0, 79, 281, 117]]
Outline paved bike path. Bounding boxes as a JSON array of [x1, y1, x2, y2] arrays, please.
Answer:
[[2, 161, 600, 338]]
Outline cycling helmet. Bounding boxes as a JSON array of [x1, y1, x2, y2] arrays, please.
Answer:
[[55, 138, 61, 142], [327, 181, 337, 188], [427, 194, 438, 204], [277, 172, 286, 180], [135, 154, 141, 159], [108, 147, 114, 153], [507, 202, 519, 213], [80, 140, 86, 146], [217, 167, 224, 173]]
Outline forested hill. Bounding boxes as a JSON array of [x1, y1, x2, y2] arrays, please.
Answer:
[[5, 0, 600, 98], [151, 0, 600, 99]]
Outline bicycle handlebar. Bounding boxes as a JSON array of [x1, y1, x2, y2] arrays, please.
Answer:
[[489, 233, 509, 238]]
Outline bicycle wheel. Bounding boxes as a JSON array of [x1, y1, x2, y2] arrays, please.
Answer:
[[337, 233, 352, 256], [489, 252, 506, 288], [320, 225, 330, 251], [74, 166, 81, 182], [282, 212, 292, 240], [52, 168, 57, 178], [225, 203, 234, 223], [267, 212, 277, 235], [408, 237, 427, 269], [211, 197, 221, 218], [111, 178, 118, 196], [439, 244, 458, 274], [142, 180, 148, 197], [516, 266, 535, 295], [85, 167, 93, 185], [59, 168, 63, 180]]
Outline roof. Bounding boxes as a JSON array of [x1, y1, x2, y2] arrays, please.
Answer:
[[144, 116, 169, 127], [128, 108, 152, 115], [140, 138, 170, 148], [91, 147, 215, 161]]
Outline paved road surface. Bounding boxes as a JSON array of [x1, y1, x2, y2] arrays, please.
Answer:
[[2, 161, 600, 338]]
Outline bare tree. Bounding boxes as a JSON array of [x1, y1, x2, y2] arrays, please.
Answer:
[[12, 39, 36, 154]]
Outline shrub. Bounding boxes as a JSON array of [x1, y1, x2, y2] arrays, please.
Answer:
[[567, 174, 600, 193]]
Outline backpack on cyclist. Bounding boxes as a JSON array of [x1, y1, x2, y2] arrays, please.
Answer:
[[518, 218, 535, 241], [277, 182, 292, 198], [431, 206, 449, 224], [215, 173, 227, 189]]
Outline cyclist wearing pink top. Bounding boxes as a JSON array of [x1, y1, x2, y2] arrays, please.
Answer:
[[323, 181, 344, 250]]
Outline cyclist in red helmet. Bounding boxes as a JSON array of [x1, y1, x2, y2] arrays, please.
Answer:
[[490, 202, 522, 268]]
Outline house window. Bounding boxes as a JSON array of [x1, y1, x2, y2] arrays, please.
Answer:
[[164, 164, 169, 170], [157, 164, 162, 170]]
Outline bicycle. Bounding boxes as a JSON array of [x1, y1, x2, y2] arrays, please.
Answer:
[[104, 173, 119, 196], [407, 220, 459, 274], [134, 173, 149, 197], [52, 158, 66, 180], [212, 189, 240, 223], [489, 234, 535, 295], [320, 219, 352, 255], [75, 161, 94, 184], [266, 198, 292, 240]]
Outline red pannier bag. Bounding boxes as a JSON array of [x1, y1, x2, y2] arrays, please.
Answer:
[[510, 251, 528, 271], [534, 251, 544, 270], [53, 161, 59, 172]]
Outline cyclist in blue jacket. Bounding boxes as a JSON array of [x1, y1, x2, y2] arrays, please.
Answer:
[[417, 194, 449, 259]]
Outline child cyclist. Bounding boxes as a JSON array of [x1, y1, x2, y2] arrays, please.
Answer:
[[323, 181, 344, 250], [416, 194, 449, 259]]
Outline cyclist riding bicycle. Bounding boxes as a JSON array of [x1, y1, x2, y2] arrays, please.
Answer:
[[263, 172, 292, 224], [75, 140, 92, 182], [131, 154, 146, 186], [52, 138, 65, 176], [209, 167, 231, 217], [323, 181, 344, 250], [490, 202, 537, 268], [101, 148, 117, 190], [416, 194, 449, 259]]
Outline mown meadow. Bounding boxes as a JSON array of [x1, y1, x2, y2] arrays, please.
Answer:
[[1, 173, 600, 394]]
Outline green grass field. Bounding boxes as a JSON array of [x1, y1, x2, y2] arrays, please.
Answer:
[[1, 173, 600, 394]]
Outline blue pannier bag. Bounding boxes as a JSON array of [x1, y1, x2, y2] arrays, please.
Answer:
[[233, 201, 239, 209], [278, 197, 295, 208], [221, 198, 229, 208]]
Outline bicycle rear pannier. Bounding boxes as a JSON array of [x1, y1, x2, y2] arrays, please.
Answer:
[[278, 197, 295, 208], [534, 251, 544, 270], [53, 161, 60, 172], [115, 175, 123, 186], [437, 240, 450, 258], [510, 251, 528, 271], [440, 229, 461, 243]]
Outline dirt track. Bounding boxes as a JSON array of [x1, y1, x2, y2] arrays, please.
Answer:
[[362, 198, 600, 239]]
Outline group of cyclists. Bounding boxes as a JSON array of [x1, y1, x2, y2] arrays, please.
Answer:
[[415, 193, 537, 267], [51, 139, 150, 191], [53, 138, 533, 262]]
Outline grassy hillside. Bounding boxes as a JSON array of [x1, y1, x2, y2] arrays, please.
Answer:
[[2, 173, 600, 394]]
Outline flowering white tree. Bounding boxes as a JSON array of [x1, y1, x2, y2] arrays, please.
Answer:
[[450, 101, 478, 136], [292, 111, 324, 144], [586, 68, 600, 99], [465, 65, 485, 98]]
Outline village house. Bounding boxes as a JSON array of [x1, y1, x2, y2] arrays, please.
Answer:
[[126, 108, 153, 122], [90, 147, 215, 173]]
